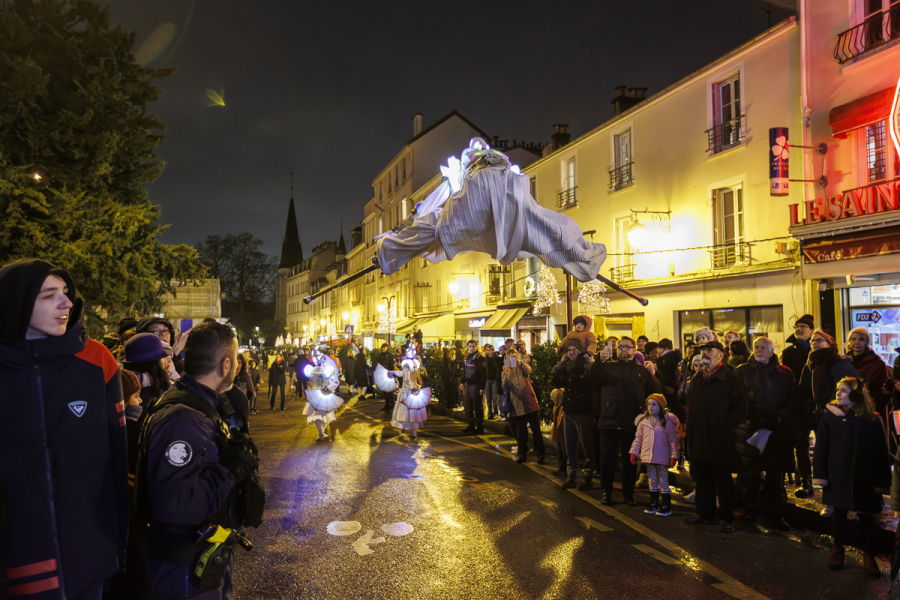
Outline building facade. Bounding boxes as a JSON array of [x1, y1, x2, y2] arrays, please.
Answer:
[[790, 0, 900, 362]]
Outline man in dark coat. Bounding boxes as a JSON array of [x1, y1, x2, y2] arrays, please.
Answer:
[[781, 314, 813, 494], [268, 353, 287, 410], [460, 340, 487, 435], [655, 341, 684, 422], [736, 337, 801, 531], [685, 341, 747, 532], [0, 259, 128, 600], [591, 336, 659, 505], [552, 340, 597, 490]]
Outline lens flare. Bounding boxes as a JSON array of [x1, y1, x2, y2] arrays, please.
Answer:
[[206, 89, 225, 107]]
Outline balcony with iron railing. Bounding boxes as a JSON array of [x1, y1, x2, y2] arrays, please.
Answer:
[[834, 1, 900, 64], [706, 116, 744, 153], [608, 163, 634, 191], [557, 186, 577, 209], [609, 263, 635, 283], [710, 242, 751, 270]]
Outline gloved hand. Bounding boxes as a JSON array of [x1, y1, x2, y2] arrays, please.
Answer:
[[670, 458, 677, 467], [218, 433, 260, 483], [629, 454, 637, 465]]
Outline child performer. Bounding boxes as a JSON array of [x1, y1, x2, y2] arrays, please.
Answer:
[[629, 394, 681, 517], [813, 377, 890, 576], [302, 346, 345, 441]]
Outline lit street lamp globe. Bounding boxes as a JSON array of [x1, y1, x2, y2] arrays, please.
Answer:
[[626, 219, 648, 249], [448, 280, 459, 295]]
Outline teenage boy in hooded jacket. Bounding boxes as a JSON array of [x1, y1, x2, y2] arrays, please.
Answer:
[[0, 259, 128, 600]]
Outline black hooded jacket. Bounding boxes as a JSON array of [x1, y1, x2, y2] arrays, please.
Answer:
[[0, 259, 128, 599]]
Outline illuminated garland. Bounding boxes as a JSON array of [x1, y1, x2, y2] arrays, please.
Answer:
[[523, 276, 536, 297], [533, 264, 561, 314], [377, 309, 397, 335], [275, 335, 284, 348], [578, 279, 611, 313], [327, 323, 337, 339]]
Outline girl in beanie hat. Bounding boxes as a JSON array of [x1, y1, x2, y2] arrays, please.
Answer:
[[630, 393, 681, 516]]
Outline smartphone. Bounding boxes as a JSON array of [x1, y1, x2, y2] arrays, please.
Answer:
[[505, 355, 517, 369]]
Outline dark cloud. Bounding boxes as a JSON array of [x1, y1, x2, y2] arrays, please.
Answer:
[[108, 0, 795, 257]]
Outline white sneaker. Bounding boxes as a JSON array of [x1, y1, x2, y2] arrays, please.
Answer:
[[510, 446, 518, 454], [684, 491, 696, 503]]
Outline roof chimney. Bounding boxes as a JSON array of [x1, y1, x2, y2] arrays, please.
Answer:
[[551, 124, 570, 151], [413, 113, 423, 136], [611, 86, 647, 116]]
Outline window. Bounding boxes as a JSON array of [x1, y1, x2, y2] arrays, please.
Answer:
[[378, 215, 383, 235], [866, 120, 887, 182], [611, 130, 633, 190], [530, 176, 537, 199], [402, 158, 407, 181], [611, 216, 636, 282], [558, 158, 577, 208], [565, 158, 576, 191], [712, 184, 746, 268], [401, 199, 408, 220], [708, 73, 742, 152], [388, 176, 392, 194]]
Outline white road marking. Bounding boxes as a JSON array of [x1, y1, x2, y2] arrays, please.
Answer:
[[575, 516, 612, 532], [352, 530, 386, 556], [381, 522, 414, 536], [532, 495, 557, 508], [633, 544, 681, 565], [326, 521, 361, 536]]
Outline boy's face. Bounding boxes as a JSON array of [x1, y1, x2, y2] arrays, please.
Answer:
[[575, 322, 585, 332], [27, 275, 73, 339]]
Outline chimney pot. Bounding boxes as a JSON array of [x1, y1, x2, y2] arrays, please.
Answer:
[[615, 85, 627, 97], [413, 113, 423, 136]]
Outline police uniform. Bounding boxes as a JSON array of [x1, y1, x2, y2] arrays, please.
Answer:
[[143, 375, 254, 600]]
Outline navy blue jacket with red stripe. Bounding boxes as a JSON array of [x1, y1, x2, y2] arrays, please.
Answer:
[[0, 307, 128, 599]]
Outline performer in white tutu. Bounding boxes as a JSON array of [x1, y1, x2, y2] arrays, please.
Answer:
[[388, 345, 431, 438], [302, 346, 345, 441]]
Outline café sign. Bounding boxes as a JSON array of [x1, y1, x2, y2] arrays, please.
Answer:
[[468, 318, 486, 328]]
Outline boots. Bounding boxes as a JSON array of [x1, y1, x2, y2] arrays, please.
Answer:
[[794, 479, 814, 498], [862, 551, 881, 578], [656, 493, 672, 517], [827, 545, 844, 570], [644, 491, 659, 514]]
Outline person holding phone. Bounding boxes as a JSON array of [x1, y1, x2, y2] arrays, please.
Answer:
[[599, 336, 619, 363], [552, 339, 597, 490], [502, 348, 545, 464]]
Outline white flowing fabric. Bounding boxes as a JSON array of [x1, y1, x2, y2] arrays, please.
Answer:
[[391, 367, 428, 432], [376, 160, 607, 282], [373, 363, 398, 392], [304, 388, 344, 412], [304, 356, 342, 424]]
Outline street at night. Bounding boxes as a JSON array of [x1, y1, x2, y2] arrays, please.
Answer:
[[235, 389, 893, 600]]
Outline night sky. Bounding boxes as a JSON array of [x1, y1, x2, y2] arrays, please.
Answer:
[[108, 0, 796, 259]]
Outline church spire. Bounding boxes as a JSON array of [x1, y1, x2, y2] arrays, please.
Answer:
[[279, 172, 303, 268], [337, 220, 346, 254]]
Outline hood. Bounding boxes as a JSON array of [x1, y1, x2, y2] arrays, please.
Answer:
[[0, 258, 78, 342], [573, 315, 592, 331], [0, 300, 88, 367], [136, 316, 176, 338], [658, 349, 683, 368]]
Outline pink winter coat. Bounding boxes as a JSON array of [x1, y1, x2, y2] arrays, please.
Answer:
[[630, 413, 681, 465]]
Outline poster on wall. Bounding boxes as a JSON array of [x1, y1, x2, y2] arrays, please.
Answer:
[[769, 127, 789, 196]]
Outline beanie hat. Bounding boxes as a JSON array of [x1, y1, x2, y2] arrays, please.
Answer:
[[647, 393, 667, 411], [117, 317, 138, 337], [634, 352, 645, 365], [644, 342, 659, 355], [123, 332, 168, 364], [694, 327, 715, 344], [847, 326, 871, 345], [563, 338, 585, 354], [795, 314, 815, 329], [121, 369, 141, 400], [812, 329, 836, 348]]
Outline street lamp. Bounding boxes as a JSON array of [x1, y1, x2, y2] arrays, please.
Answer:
[[377, 304, 385, 313], [448, 280, 459, 295], [342, 312, 350, 321], [626, 208, 671, 250]]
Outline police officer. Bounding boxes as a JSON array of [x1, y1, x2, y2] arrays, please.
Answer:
[[141, 322, 262, 599]]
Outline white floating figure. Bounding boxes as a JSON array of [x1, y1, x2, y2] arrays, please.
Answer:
[[302, 346, 345, 441], [390, 346, 430, 438], [326, 521, 361, 536], [381, 522, 414, 537]]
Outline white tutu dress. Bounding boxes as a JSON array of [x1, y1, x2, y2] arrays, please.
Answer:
[[303, 354, 343, 424], [390, 357, 429, 432]]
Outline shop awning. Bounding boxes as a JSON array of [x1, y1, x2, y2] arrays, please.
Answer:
[[802, 228, 900, 263], [828, 87, 894, 138], [481, 306, 530, 331]]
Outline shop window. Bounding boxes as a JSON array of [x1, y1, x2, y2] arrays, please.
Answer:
[[846, 284, 900, 364], [679, 305, 785, 352], [712, 184, 746, 268]]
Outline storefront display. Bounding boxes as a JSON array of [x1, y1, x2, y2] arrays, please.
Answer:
[[846, 284, 900, 364]]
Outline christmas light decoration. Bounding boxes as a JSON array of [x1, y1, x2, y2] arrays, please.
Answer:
[[327, 323, 337, 339], [377, 306, 396, 335], [578, 279, 611, 313], [533, 264, 561, 314], [275, 335, 284, 348], [523, 276, 536, 297]]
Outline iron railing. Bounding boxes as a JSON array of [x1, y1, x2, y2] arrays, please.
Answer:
[[710, 242, 750, 269], [609, 263, 635, 283], [608, 163, 634, 190], [706, 116, 744, 153], [558, 187, 577, 209], [834, 1, 900, 64]]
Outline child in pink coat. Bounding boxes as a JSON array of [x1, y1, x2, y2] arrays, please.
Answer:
[[630, 393, 681, 516]]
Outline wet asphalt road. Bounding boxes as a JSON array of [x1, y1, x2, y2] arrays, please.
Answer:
[[234, 391, 898, 600]]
